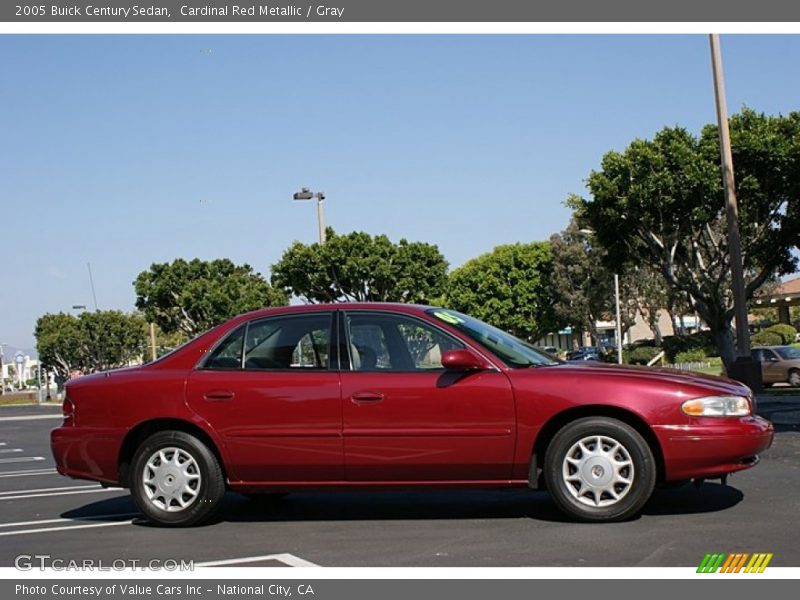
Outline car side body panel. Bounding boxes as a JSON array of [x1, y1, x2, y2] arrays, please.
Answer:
[[51, 303, 774, 495]]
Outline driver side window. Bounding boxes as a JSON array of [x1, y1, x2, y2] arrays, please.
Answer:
[[346, 312, 463, 372]]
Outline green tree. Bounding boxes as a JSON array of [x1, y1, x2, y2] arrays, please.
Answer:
[[134, 258, 287, 337], [78, 311, 147, 372], [35, 313, 83, 391], [445, 242, 558, 342], [35, 311, 147, 390], [571, 108, 800, 370], [271, 228, 448, 304], [549, 220, 613, 344]]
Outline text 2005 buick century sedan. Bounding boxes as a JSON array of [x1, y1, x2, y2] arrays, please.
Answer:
[[51, 304, 773, 526]]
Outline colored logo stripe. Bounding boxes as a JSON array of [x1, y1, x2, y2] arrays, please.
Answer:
[[697, 553, 772, 573]]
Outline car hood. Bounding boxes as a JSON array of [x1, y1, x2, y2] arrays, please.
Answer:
[[542, 361, 751, 396]]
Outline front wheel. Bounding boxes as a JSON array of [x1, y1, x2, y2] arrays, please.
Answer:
[[544, 417, 656, 522], [789, 369, 800, 387], [130, 431, 225, 527]]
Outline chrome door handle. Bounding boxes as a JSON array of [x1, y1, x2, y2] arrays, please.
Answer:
[[350, 391, 384, 404], [204, 390, 235, 401]]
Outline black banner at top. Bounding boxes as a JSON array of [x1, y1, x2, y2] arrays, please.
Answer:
[[3, 0, 800, 22]]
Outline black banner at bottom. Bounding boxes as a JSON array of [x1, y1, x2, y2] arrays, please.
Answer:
[[2, 579, 795, 600]]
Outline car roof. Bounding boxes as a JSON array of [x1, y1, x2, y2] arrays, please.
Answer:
[[236, 302, 436, 322]]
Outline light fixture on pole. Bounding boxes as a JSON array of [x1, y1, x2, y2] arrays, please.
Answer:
[[292, 187, 326, 244]]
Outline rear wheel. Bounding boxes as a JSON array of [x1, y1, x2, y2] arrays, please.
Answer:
[[130, 431, 225, 527], [544, 417, 656, 522]]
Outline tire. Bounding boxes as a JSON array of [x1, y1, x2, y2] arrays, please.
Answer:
[[130, 431, 225, 527], [544, 417, 656, 522], [789, 369, 800, 388]]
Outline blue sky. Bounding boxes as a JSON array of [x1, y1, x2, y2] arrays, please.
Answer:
[[2, 34, 800, 351]]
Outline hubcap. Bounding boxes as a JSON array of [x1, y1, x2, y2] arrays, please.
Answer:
[[142, 447, 201, 512], [790, 372, 800, 387], [562, 435, 634, 507]]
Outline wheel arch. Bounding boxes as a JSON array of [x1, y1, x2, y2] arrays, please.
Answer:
[[117, 418, 227, 488], [530, 405, 666, 487]]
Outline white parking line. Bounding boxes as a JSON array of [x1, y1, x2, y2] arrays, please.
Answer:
[[0, 520, 134, 537], [0, 415, 62, 422], [0, 512, 139, 529], [0, 468, 58, 478], [0, 449, 23, 453], [0, 488, 122, 501], [0, 484, 101, 497], [0, 442, 6, 446], [196, 554, 320, 568], [0, 456, 45, 464]]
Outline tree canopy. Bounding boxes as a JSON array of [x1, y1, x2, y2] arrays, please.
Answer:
[[134, 258, 287, 337], [445, 242, 558, 342], [549, 220, 614, 342], [35, 311, 146, 388], [271, 228, 448, 304], [571, 108, 800, 368]]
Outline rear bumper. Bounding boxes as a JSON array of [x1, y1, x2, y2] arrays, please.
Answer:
[[654, 416, 774, 481], [50, 424, 126, 485]]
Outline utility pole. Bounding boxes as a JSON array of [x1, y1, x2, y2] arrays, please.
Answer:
[[614, 273, 623, 364], [150, 323, 158, 361], [87, 262, 99, 311], [709, 34, 761, 390]]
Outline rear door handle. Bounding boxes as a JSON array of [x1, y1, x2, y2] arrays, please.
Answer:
[[350, 391, 384, 404], [204, 390, 235, 401]]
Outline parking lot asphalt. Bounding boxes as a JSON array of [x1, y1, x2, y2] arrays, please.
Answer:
[[1, 401, 798, 568]]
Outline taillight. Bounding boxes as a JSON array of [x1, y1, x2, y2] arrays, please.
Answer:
[[62, 397, 75, 420]]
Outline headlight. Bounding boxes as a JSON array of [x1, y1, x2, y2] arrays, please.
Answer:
[[681, 395, 751, 417]]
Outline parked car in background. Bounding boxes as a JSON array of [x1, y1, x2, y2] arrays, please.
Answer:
[[752, 346, 800, 387], [567, 346, 601, 361], [52, 304, 773, 527]]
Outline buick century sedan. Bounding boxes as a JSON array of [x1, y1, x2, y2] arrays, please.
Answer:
[[51, 304, 774, 526]]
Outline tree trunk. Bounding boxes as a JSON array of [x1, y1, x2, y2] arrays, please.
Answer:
[[710, 325, 737, 374], [650, 318, 663, 346]]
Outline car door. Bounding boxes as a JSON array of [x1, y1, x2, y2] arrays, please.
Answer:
[[185, 312, 342, 484], [340, 310, 516, 482]]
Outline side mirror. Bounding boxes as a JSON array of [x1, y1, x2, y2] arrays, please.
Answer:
[[441, 349, 490, 371]]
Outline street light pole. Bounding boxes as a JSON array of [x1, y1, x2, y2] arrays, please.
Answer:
[[709, 34, 749, 358], [293, 188, 326, 244], [578, 229, 624, 362], [709, 34, 761, 390], [0, 343, 6, 396], [614, 274, 623, 364]]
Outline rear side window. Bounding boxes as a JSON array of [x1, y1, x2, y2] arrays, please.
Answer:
[[244, 314, 332, 370], [203, 326, 245, 370], [202, 314, 333, 371]]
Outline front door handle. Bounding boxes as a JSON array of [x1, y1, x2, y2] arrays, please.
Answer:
[[350, 391, 384, 405], [204, 390, 235, 401]]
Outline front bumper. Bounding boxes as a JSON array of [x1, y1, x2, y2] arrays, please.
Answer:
[[654, 415, 774, 481], [50, 424, 126, 485]]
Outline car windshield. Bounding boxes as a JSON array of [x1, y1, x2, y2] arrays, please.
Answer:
[[775, 346, 800, 360], [426, 309, 560, 368]]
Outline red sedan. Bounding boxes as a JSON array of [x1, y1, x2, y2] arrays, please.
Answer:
[[51, 303, 773, 526]]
